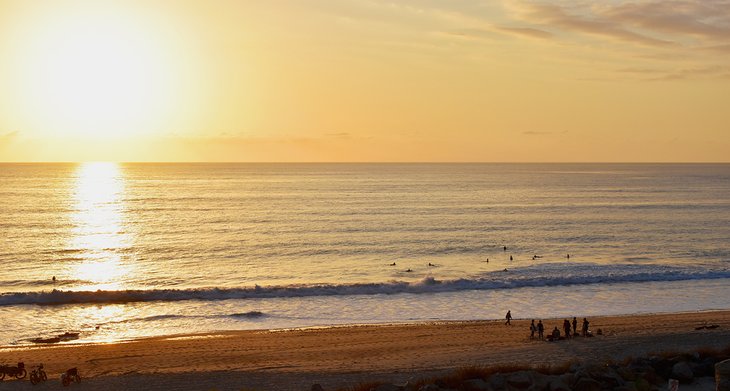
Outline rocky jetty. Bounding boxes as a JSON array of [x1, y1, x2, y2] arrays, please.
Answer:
[[330, 348, 730, 391]]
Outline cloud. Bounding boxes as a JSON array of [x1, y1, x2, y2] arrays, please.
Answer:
[[704, 43, 730, 54], [508, 1, 675, 47], [324, 132, 352, 138], [0, 131, 18, 146], [616, 65, 730, 81], [437, 28, 499, 41], [646, 66, 730, 81], [495, 26, 553, 39], [603, 1, 730, 40]]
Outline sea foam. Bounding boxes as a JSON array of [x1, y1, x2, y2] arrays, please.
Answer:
[[1, 263, 728, 306]]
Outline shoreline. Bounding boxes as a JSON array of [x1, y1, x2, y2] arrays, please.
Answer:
[[6, 306, 730, 349], [2, 310, 729, 390]]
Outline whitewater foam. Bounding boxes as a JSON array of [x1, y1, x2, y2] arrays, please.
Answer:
[[2, 263, 728, 306]]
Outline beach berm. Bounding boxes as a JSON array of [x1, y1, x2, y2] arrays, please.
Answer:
[[1, 310, 728, 390]]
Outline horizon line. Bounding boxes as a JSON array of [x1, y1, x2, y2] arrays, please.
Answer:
[[1, 161, 729, 164]]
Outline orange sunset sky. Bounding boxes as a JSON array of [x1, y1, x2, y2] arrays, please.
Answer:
[[0, 0, 728, 162]]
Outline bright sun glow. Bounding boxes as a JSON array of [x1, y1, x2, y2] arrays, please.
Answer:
[[69, 162, 133, 290], [13, 3, 182, 140]]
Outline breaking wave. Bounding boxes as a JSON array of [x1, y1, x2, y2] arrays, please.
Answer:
[[2, 263, 729, 307]]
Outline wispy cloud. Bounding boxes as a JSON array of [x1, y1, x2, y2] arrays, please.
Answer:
[[647, 66, 730, 81], [496, 25, 553, 39], [523, 131, 555, 136], [602, 1, 730, 40], [324, 132, 352, 138], [506, 0, 730, 48], [0, 131, 18, 145], [506, 1, 676, 47], [616, 65, 730, 81]]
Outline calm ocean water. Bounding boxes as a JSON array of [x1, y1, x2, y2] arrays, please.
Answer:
[[1, 163, 729, 345]]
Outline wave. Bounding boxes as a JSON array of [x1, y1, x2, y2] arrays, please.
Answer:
[[229, 311, 266, 319], [1, 263, 729, 306]]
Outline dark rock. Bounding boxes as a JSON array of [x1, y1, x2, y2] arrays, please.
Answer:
[[462, 378, 489, 391], [529, 372, 549, 391], [639, 367, 663, 386], [488, 373, 505, 390], [548, 378, 570, 391], [558, 373, 574, 388], [311, 384, 325, 391], [648, 356, 673, 378], [506, 371, 533, 389], [613, 383, 638, 391], [716, 359, 730, 391], [572, 377, 601, 391], [690, 361, 713, 377], [671, 361, 693, 383], [596, 369, 625, 388], [616, 366, 636, 381], [633, 378, 651, 391]]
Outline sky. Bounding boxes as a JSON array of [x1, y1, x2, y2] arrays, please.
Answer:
[[0, 0, 729, 162]]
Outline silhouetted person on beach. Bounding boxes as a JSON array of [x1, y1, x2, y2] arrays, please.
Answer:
[[572, 317, 577, 335], [582, 318, 590, 336], [563, 319, 571, 338], [509, 255, 513, 261], [567, 254, 570, 259], [530, 319, 536, 339], [504, 246, 507, 251], [537, 320, 544, 339], [505, 310, 512, 325], [552, 326, 560, 340], [52, 276, 56, 283]]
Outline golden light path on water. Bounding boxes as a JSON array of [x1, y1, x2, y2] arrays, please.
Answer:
[[68, 162, 134, 291]]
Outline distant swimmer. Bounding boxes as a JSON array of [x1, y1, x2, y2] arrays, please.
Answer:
[[486, 258, 489, 263], [52, 276, 56, 283], [503, 246, 507, 252], [567, 254, 570, 259], [389, 262, 396, 266], [428, 263, 435, 267], [509, 255, 513, 261], [503, 268, 508, 272], [405, 268, 413, 272]]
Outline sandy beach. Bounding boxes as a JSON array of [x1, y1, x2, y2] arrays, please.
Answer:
[[0, 310, 728, 390]]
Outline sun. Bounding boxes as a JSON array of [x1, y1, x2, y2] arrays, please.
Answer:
[[9, 2, 193, 140]]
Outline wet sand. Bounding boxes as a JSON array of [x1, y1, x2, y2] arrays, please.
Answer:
[[1, 310, 729, 390]]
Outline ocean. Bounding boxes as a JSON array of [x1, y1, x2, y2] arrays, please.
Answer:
[[1, 163, 729, 345]]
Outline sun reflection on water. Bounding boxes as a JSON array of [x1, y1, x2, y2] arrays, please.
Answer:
[[68, 162, 134, 291]]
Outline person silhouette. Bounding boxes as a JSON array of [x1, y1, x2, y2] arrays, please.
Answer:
[[572, 317, 577, 335], [505, 310, 512, 325], [529, 319, 536, 339]]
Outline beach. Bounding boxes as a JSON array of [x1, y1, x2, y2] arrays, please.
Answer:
[[1, 310, 728, 390]]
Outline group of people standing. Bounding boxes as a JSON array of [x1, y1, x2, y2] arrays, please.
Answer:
[[504, 310, 591, 341], [527, 316, 590, 341]]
